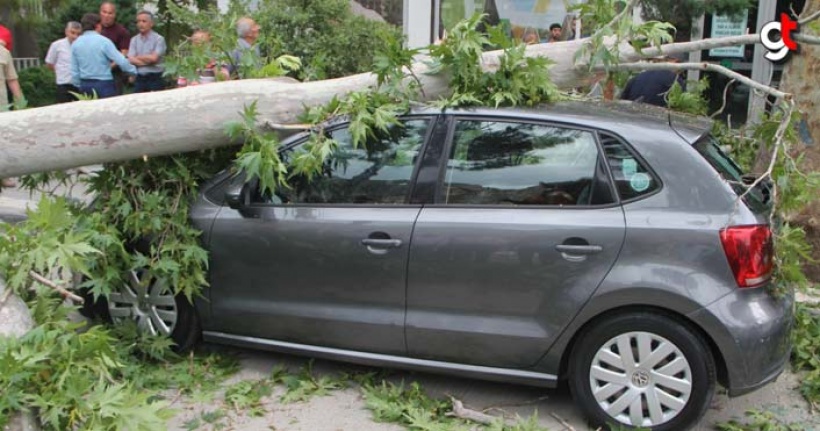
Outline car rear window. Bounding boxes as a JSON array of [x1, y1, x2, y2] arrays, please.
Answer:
[[600, 133, 660, 201], [693, 135, 771, 212]]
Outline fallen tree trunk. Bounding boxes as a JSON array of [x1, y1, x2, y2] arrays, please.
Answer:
[[0, 34, 769, 178]]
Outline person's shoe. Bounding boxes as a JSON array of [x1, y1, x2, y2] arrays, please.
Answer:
[[1, 178, 17, 188]]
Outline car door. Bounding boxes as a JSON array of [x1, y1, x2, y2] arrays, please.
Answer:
[[406, 117, 626, 368], [206, 117, 434, 355]]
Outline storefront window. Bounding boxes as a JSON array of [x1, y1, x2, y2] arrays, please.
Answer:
[[439, 0, 582, 43], [352, 0, 404, 27]]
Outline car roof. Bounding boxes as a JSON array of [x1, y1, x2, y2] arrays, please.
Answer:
[[404, 100, 712, 144]]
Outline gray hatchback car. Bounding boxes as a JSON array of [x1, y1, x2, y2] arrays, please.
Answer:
[[106, 101, 792, 430]]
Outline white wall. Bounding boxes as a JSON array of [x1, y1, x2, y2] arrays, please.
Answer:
[[404, 0, 433, 48]]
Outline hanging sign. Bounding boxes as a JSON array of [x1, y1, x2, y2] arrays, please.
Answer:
[[709, 12, 749, 57]]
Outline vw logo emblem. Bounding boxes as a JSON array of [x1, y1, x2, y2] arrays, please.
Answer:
[[631, 370, 650, 388]]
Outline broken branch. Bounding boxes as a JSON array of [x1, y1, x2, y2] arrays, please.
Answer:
[[606, 62, 790, 100], [29, 270, 85, 303]]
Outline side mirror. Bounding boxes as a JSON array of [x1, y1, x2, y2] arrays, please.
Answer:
[[224, 174, 255, 210], [224, 183, 246, 210]]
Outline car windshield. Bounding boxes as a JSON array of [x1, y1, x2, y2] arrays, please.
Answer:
[[693, 135, 771, 213]]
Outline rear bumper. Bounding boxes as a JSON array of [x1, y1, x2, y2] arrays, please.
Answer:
[[688, 287, 793, 397]]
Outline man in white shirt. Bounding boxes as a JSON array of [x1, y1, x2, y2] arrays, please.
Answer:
[[45, 21, 82, 103]]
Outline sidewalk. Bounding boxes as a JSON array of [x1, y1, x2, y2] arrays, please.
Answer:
[[0, 171, 97, 223]]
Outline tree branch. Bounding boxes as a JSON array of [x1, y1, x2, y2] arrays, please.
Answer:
[[29, 270, 85, 303], [590, 0, 640, 41], [793, 33, 820, 45], [733, 101, 796, 225], [447, 397, 509, 426], [605, 62, 790, 100], [798, 9, 820, 24], [711, 78, 737, 119]]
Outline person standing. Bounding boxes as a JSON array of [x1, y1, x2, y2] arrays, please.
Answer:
[[0, 43, 23, 187], [0, 17, 13, 108], [0, 18, 12, 52], [547, 23, 562, 42], [71, 13, 136, 99], [128, 11, 166, 92], [228, 17, 261, 78], [45, 21, 82, 103], [99, 2, 130, 94], [0, 44, 23, 111]]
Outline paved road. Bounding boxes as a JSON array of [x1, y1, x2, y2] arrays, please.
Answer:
[[167, 346, 818, 431]]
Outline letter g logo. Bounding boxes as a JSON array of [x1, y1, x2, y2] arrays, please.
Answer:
[[761, 13, 799, 62]]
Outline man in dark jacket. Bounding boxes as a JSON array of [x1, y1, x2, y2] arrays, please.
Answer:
[[620, 54, 686, 107]]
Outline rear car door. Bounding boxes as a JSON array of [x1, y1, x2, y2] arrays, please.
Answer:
[[206, 117, 434, 355], [406, 117, 626, 368]]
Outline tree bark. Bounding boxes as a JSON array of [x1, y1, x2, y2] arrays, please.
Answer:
[[0, 33, 785, 178], [780, 0, 820, 282]]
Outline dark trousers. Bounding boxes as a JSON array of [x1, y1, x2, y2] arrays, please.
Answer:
[[112, 68, 125, 95], [56, 84, 79, 103], [134, 73, 165, 93], [79, 79, 117, 99]]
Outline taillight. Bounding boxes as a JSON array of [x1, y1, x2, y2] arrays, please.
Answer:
[[719, 225, 773, 288]]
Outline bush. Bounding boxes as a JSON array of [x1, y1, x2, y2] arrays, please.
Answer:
[[259, 0, 403, 80], [37, 0, 138, 56], [17, 66, 57, 107]]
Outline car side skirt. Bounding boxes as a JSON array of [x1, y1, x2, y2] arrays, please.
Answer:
[[204, 331, 558, 387]]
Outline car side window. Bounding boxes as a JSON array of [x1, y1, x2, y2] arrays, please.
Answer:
[[600, 133, 659, 201], [278, 119, 430, 205], [442, 120, 600, 206]]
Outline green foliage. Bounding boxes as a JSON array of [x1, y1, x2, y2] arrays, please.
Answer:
[[362, 380, 550, 431], [78, 150, 234, 302], [362, 381, 466, 429], [36, 0, 138, 56], [667, 77, 709, 115], [428, 13, 560, 108], [715, 409, 806, 431], [226, 101, 289, 197], [164, 0, 400, 82], [276, 360, 347, 404], [792, 304, 820, 404], [0, 196, 99, 297], [712, 122, 756, 172], [256, 0, 402, 80], [17, 67, 57, 107], [0, 296, 175, 430], [223, 379, 273, 416], [571, 0, 675, 72]]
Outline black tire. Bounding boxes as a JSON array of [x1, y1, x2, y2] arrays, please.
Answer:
[[568, 312, 716, 431]]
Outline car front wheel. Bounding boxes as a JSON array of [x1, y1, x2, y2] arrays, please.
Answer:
[[106, 268, 200, 351], [568, 312, 716, 431]]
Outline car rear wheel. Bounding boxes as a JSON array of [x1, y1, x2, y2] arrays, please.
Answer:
[[568, 312, 716, 431]]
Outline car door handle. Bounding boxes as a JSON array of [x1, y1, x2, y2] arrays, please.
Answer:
[[361, 238, 403, 248], [555, 244, 603, 254]]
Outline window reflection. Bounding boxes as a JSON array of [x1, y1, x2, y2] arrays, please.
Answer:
[[282, 119, 430, 205], [443, 120, 599, 206], [439, 0, 582, 42]]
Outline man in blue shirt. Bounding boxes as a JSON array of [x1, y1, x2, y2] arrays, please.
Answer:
[[71, 13, 136, 99]]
